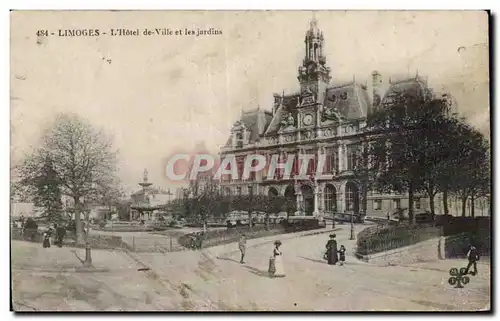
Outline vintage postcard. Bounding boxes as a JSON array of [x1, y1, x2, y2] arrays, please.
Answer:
[[10, 10, 491, 312]]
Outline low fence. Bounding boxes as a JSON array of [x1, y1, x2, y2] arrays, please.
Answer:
[[356, 224, 443, 256], [178, 219, 327, 250], [178, 225, 287, 249], [10, 227, 181, 253], [11, 219, 327, 253], [11, 227, 132, 251]]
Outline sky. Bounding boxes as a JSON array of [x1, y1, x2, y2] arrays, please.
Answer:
[[10, 11, 489, 195]]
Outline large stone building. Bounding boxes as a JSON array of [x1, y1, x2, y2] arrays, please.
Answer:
[[219, 19, 453, 219]]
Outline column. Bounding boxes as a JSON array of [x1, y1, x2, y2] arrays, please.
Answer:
[[338, 143, 344, 172], [294, 182, 301, 215], [338, 184, 345, 213], [313, 180, 319, 217]]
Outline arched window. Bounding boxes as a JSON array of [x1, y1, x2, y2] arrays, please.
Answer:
[[345, 182, 359, 213], [268, 187, 279, 198], [324, 184, 337, 212]]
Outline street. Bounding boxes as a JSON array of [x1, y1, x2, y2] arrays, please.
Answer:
[[11, 224, 490, 311]]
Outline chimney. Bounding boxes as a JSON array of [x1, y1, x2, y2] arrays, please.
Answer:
[[371, 70, 384, 107]]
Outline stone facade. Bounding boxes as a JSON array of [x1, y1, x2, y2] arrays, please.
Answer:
[[219, 18, 454, 219]]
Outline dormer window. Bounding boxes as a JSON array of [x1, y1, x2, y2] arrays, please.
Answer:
[[236, 132, 243, 148], [231, 120, 248, 149]]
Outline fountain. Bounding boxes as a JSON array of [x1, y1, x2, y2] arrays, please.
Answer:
[[130, 169, 161, 222]]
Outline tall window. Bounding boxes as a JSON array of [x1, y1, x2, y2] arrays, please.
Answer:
[[236, 186, 242, 196], [236, 156, 244, 181], [325, 147, 337, 174], [393, 199, 401, 210], [324, 185, 337, 212], [249, 159, 258, 181], [373, 199, 382, 211], [346, 144, 360, 171], [345, 183, 359, 212], [236, 132, 243, 148]]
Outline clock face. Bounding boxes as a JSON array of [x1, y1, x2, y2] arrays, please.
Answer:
[[303, 114, 313, 126]]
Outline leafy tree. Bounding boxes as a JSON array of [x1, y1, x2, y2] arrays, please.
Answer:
[[116, 200, 133, 221], [18, 113, 119, 245], [16, 155, 64, 223], [33, 156, 64, 222], [450, 123, 490, 217], [187, 175, 221, 231], [365, 92, 450, 224]]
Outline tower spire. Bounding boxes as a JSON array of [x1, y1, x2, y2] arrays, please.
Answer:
[[298, 16, 331, 84]]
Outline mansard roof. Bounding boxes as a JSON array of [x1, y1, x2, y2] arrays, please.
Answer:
[[324, 82, 371, 119], [225, 108, 273, 146], [381, 75, 430, 104]]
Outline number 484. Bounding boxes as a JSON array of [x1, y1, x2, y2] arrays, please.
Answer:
[[36, 30, 49, 36]]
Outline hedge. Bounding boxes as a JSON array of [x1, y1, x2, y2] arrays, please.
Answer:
[[356, 224, 442, 256]]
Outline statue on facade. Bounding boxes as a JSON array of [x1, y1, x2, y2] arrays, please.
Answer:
[[280, 112, 296, 131], [322, 105, 342, 122]]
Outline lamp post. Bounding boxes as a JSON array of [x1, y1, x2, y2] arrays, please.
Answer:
[[349, 203, 355, 240], [350, 211, 355, 240]]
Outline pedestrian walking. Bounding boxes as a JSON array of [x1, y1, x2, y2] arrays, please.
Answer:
[[465, 245, 480, 276], [268, 240, 285, 278], [325, 234, 338, 265], [338, 245, 346, 266], [42, 231, 51, 248], [238, 234, 247, 264]]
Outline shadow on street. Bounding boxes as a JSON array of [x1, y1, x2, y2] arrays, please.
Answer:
[[216, 256, 240, 264], [244, 266, 270, 278], [299, 256, 326, 265]]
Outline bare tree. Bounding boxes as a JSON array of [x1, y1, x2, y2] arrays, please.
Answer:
[[19, 113, 119, 245]]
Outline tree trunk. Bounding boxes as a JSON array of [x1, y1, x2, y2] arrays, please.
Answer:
[[461, 196, 467, 217], [443, 189, 449, 215], [84, 211, 92, 267], [74, 196, 82, 244], [429, 193, 435, 215], [470, 194, 475, 218], [408, 182, 414, 225]]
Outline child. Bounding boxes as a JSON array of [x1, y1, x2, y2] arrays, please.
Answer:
[[338, 245, 346, 266]]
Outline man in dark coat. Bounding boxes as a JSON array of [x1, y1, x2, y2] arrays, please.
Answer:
[[465, 245, 480, 276], [325, 234, 338, 265]]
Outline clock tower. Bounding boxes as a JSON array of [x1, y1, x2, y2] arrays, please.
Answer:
[[297, 18, 331, 128]]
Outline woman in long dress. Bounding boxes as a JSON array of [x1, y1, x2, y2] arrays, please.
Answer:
[[269, 240, 285, 278], [325, 234, 338, 265]]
